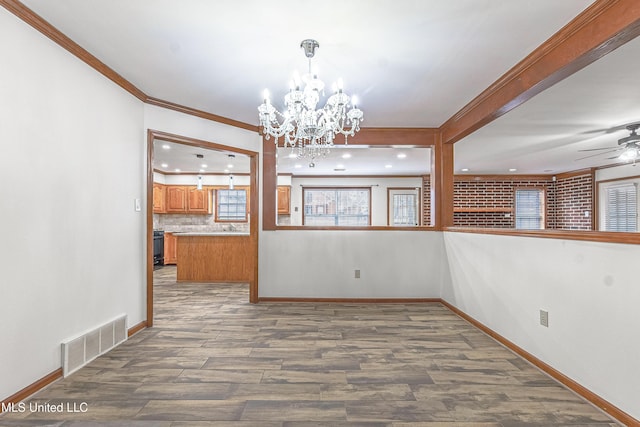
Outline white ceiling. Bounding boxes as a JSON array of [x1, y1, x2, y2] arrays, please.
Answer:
[[21, 0, 636, 175], [153, 140, 251, 174]]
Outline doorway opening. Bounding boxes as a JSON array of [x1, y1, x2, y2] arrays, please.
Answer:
[[146, 129, 259, 327]]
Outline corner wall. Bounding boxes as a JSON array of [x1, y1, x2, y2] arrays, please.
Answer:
[[0, 8, 145, 400], [442, 231, 640, 420]]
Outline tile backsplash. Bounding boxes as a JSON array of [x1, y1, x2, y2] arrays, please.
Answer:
[[153, 214, 249, 233]]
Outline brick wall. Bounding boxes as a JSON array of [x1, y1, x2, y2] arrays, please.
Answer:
[[453, 178, 551, 228], [452, 173, 593, 229], [422, 175, 431, 226], [553, 173, 593, 230]]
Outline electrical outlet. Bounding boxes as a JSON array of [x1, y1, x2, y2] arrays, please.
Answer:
[[539, 309, 549, 327], [354, 269, 360, 279]]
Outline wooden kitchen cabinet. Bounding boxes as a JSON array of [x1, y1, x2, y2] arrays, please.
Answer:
[[166, 186, 187, 213], [277, 185, 291, 215], [164, 186, 211, 214], [187, 188, 211, 214], [164, 232, 178, 265], [153, 183, 166, 213]]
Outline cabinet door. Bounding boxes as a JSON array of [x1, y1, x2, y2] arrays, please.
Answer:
[[153, 183, 166, 213], [187, 188, 211, 214], [166, 186, 187, 213], [164, 233, 178, 265], [277, 186, 290, 214]]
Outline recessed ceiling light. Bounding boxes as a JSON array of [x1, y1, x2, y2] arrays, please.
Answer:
[[294, 164, 302, 169], [341, 153, 352, 159], [336, 164, 345, 169], [224, 169, 230, 173], [161, 163, 168, 168], [199, 169, 205, 173], [509, 168, 517, 172], [201, 164, 208, 168], [461, 168, 469, 172], [397, 153, 407, 159], [385, 164, 393, 169], [227, 164, 234, 168], [162, 144, 170, 150], [174, 168, 181, 172]]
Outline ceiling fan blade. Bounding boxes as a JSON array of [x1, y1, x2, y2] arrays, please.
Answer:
[[575, 148, 621, 161], [578, 146, 618, 152]]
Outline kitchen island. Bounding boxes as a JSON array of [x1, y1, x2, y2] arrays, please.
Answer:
[[174, 232, 255, 283]]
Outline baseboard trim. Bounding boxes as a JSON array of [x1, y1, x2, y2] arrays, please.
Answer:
[[258, 297, 441, 303], [127, 320, 147, 337], [440, 299, 638, 427], [2, 321, 147, 409], [1, 368, 63, 411]]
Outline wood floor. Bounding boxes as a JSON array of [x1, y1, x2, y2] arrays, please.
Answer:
[[1, 266, 620, 426]]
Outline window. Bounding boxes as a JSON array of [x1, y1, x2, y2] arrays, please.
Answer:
[[303, 187, 370, 226], [216, 189, 247, 222], [603, 183, 638, 232], [515, 189, 544, 230], [388, 188, 420, 226]]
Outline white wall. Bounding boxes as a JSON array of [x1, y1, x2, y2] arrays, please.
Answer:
[[442, 231, 640, 420], [287, 176, 423, 226], [0, 9, 145, 400], [144, 104, 262, 154], [259, 230, 447, 298]]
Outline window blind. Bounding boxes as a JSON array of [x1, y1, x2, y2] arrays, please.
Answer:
[[515, 189, 544, 230], [604, 183, 638, 232]]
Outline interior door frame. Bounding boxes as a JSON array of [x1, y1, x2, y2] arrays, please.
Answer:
[[146, 129, 260, 327]]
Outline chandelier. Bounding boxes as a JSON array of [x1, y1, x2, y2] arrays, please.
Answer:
[[258, 39, 363, 167]]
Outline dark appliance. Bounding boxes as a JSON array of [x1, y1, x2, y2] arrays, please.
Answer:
[[153, 230, 164, 267]]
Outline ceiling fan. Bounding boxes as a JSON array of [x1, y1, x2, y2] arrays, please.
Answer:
[[576, 123, 640, 162]]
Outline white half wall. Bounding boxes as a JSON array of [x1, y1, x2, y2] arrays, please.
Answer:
[[442, 231, 640, 420], [0, 8, 145, 400], [259, 230, 448, 298]]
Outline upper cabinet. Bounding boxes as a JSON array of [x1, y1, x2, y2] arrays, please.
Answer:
[[157, 185, 211, 215], [153, 183, 166, 213], [277, 185, 291, 215], [165, 186, 188, 213], [187, 187, 211, 214]]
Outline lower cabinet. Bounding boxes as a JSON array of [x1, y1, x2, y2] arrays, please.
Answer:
[[164, 232, 178, 265]]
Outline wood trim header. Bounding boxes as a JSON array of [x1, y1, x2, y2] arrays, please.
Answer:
[[440, 0, 640, 144]]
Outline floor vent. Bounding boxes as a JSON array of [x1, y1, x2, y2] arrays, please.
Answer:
[[61, 314, 127, 377]]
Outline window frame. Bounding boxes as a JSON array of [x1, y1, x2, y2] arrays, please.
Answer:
[[514, 187, 546, 230], [599, 180, 639, 232], [387, 187, 421, 226], [301, 186, 372, 227], [215, 188, 249, 223]]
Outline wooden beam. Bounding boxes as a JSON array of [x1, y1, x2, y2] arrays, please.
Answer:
[[349, 127, 438, 146], [262, 137, 277, 230], [433, 135, 454, 229], [440, 0, 640, 144]]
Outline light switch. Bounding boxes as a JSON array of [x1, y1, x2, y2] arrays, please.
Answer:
[[134, 198, 141, 212]]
